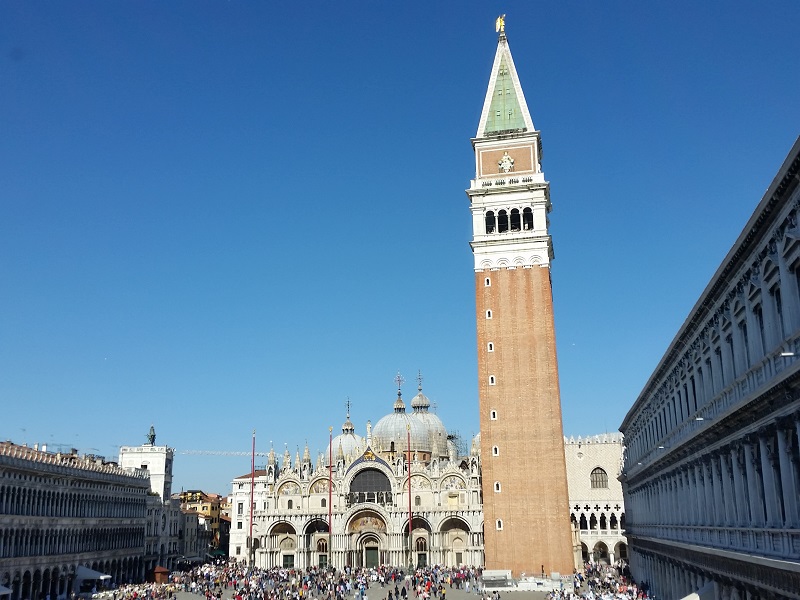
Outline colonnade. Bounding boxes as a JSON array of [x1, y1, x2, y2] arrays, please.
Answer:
[[626, 413, 800, 560], [252, 528, 484, 570], [624, 204, 800, 468], [1, 557, 146, 600], [0, 485, 145, 519], [0, 526, 145, 558]]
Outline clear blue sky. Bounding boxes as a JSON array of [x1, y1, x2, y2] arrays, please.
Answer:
[[2, 2, 798, 494]]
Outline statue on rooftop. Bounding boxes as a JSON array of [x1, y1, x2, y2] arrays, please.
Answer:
[[147, 425, 156, 445]]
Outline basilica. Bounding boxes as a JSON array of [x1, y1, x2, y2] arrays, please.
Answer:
[[228, 380, 484, 570]]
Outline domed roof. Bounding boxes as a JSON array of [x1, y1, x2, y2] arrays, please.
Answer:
[[326, 407, 364, 465], [372, 388, 430, 454], [471, 432, 481, 456], [409, 379, 448, 456]]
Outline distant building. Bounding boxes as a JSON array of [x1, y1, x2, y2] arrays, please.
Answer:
[[620, 138, 800, 600], [565, 434, 627, 565], [0, 442, 149, 600], [179, 490, 223, 549], [119, 428, 183, 577], [119, 426, 173, 502]]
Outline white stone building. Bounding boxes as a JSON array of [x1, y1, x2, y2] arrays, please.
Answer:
[[564, 434, 627, 565], [119, 428, 184, 576], [620, 138, 800, 600], [229, 383, 484, 570], [0, 442, 150, 600]]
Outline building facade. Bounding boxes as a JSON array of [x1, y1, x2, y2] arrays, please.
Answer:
[[0, 442, 150, 600], [467, 23, 573, 577], [620, 138, 800, 600], [565, 434, 627, 566], [229, 385, 484, 571], [119, 429, 183, 576]]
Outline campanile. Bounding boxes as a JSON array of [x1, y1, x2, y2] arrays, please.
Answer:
[[467, 19, 574, 577]]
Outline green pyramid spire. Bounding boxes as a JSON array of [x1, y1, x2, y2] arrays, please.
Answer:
[[476, 31, 535, 138], [483, 55, 527, 135]]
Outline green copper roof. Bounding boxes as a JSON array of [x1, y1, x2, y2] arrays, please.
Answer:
[[483, 55, 527, 135]]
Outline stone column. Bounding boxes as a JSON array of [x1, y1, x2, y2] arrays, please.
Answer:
[[731, 445, 748, 525], [711, 456, 725, 526], [718, 453, 734, 526], [703, 459, 716, 525], [743, 437, 765, 526], [757, 429, 780, 526], [777, 416, 799, 527], [695, 463, 707, 525]]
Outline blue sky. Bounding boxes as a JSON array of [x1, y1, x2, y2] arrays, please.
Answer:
[[2, 2, 798, 494]]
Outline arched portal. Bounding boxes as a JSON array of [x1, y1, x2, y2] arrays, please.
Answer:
[[593, 541, 609, 564], [440, 516, 470, 568], [304, 519, 330, 569], [269, 522, 297, 569], [347, 510, 388, 568], [614, 541, 628, 560]]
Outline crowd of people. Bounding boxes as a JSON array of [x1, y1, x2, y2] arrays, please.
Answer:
[[546, 563, 651, 600], [89, 560, 650, 600]]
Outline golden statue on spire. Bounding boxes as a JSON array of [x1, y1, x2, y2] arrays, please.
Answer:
[[495, 14, 506, 33]]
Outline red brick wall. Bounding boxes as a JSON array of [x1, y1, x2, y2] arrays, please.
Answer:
[[476, 266, 574, 577]]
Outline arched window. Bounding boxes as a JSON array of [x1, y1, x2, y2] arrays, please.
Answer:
[[497, 210, 509, 233], [610, 513, 618, 529], [589, 514, 597, 530], [287, 499, 293, 509], [414, 495, 421, 507], [321, 498, 326, 508], [510, 209, 521, 231], [522, 208, 533, 230], [317, 539, 328, 552], [485, 211, 496, 234], [579, 514, 588, 530], [590, 467, 609, 489], [599, 513, 607, 530], [415, 538, 427, 551]]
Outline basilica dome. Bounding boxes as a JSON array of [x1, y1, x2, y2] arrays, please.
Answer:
[[326, 412, 364, 464], [409, 385, 448, 457], [372, 389, 430, 456]]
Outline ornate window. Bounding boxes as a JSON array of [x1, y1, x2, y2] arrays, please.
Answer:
[[590, 468, 608, 489]]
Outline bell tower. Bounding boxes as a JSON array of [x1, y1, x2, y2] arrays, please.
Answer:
[[468, 19, 574, 577]]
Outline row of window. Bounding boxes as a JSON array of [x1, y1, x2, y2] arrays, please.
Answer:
[[484, 208, 534, 234]]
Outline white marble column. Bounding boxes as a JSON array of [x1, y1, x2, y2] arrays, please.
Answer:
[[711, 456, 725, 526], [777, 418, 799, 526], [731, 446, 748, 525], [757, 430, 780, 526], [743, 438, 765, 526], [703, 459, 716, 525], [719, 453, 736, 526], [695, 463, 707, 525]]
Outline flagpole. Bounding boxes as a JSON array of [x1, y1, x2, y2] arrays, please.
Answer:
[[249, 429, 256, 570], [329, 426, 333, 569], [407, 423, 412, 570]]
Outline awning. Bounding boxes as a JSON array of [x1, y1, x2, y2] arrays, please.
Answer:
[[76, 566, 111, 581], [0, 585, 12, 597]]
